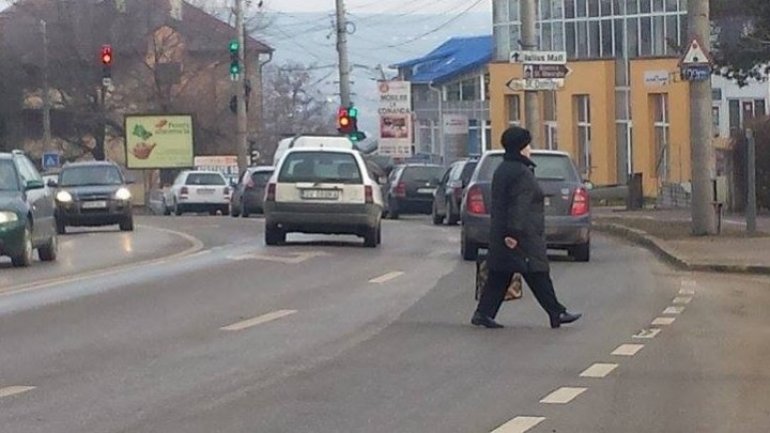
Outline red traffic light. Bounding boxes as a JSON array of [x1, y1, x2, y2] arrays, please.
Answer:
[[337, 107, 353, 134], [101, 45, 113, 65]]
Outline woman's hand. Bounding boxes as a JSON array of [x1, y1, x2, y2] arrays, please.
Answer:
[[504, 237, 518, 250]]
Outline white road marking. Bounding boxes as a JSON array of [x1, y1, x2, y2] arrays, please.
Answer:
[[633, 328, 662, 339], [229, 251, 330, 264], [580, 363, 618, 378], [652, 317, 676, 326], [0, 386, 36, 398], [679, 288, 696, 295], [612, 344, 645, 356], [663, 306, 685, 315], [221, 310, 297, 331], [673, 296, 692, 305], [369, 271, 405, 284], [491, 416, 546, 433], [540, 387, 587, 404]]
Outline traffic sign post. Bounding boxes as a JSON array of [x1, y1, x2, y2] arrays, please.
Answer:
[[510, 50, 567, 65], [42, 152, 60, 170], [506, 78, 564, 92], [679, 39, 712, 82], [523, 64, 571, 80]]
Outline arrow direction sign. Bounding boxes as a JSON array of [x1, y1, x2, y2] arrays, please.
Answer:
[[506, 78, 565, 92], [510, 50, 567, 65], [523, 64, 572, 80]]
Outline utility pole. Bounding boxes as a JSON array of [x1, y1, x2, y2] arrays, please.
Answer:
[[688, 0, 716, 235], [40, 20, 52, 151], [520, 0, 542, 148], [335, 0, 352, 107], [235, 0, 249, 173]]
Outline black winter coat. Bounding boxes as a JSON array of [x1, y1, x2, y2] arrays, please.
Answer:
[[487, 153, 550, 273]]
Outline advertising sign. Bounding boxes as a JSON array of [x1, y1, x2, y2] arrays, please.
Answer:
[[194, 156, 239, 177], [443, 114, 469, 135], [125, 114, 194, 169], [377, 80, 413, 158]]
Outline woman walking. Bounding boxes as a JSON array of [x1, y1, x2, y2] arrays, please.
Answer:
[[472, 126, 582, 329]]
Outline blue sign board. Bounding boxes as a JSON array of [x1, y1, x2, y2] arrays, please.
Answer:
[[681, 64, 711, 82], [42, 152, 60, 170]]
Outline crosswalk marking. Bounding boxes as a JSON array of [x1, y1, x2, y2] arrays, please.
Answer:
[[580, 363, 618, 378], [652, 317, 676, 326], [673, 296, 692, 305], [540, 387, 587, 404], [612, 344, 645, 356], [663, 306, 685, 315], [491, 416, 546, 433], [633, 328, 662, 339]]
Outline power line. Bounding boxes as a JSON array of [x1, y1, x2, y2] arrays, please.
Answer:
[[385, 0, 485, 48]]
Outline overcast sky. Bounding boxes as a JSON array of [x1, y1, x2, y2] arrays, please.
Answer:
[[261, 0, 490, 14]]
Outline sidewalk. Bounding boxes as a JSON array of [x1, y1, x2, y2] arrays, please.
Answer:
[[594, 207, 770, 275]]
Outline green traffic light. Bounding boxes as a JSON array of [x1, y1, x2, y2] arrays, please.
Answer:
[[229, 39, 239, 52], [348, 107, 358, 118], [230, 63, 240, 75]]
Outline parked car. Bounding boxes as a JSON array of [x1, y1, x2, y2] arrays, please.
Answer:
[[384, 164, 445, 219], [263, 147, 384, 247], [164, 170, 231, 216], [230, 166, 274, 217], [432, 157, 479, 225], [0, 150, 58, 267], [460, 150, 592, 262], [53, 161, 135, 233]]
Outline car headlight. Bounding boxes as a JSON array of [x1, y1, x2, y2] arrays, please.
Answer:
[[0, 211, 19, 225], [115, 187, 132, 201], [56, 191, 73, 203]]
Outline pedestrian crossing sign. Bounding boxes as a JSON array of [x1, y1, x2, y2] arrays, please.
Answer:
[[42, 152, 60, 170]]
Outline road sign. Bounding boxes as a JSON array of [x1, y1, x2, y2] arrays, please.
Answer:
[[510, 50, 567, 65], [506, 78, 564, 92], [681, 64, 711, 82], [42, 152, 60, 170], [681, 39, 711, 65], [523, 64, 572, 80]]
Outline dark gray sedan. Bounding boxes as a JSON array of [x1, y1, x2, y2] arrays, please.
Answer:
[[230, 166, 274, 217], [460, 150, 591, 262]]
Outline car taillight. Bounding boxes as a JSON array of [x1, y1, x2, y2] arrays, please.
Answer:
[[266, 183, 276, 202], [180, 186, 189, 196], [394, 182, 406, 198], [571, 187, 590, 216], [466, 185, 487, 215], [365, 185, 373, 204]]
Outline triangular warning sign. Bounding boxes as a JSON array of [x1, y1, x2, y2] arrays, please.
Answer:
[[681, 39, 710, 65]]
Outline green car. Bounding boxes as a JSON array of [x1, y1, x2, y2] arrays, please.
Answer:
[[0, 151, 58, 267]]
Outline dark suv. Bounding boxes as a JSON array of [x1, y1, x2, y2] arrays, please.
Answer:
[[0, 150, 58, 267], [53, 161, 135, 233], [384, 164, 445, 219], [432, 157, 478, 225], [461, 150, 591, 262]]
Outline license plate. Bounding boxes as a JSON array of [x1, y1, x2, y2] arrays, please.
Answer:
[[198, 189, 215, 195], [301, 189, 340, 200], [82, 200, 107, 209], [417, 188, 436, 195], [544, 197, 551, 206]]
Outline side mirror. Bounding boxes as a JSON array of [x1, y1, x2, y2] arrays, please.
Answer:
[[25, 179, 45, 190], [46, 179, 58, 188]]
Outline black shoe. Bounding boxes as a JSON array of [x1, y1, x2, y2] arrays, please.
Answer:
[[550, 311, 582, 329], [471, 311, 504, 329]]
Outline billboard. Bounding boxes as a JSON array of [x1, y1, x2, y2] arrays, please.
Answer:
[[377, 80, 413, 158], [194, 155, 239, 179], [125, 114, 194, 169]]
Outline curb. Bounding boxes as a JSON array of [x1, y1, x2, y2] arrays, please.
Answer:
[[593, 222, 770, 276]]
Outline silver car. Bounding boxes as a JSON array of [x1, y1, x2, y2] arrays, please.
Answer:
[[460, 150, 592, 262]]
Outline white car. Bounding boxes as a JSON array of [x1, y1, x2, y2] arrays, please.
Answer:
[[264, 147, 384, 247], [163, 170, 231, 216]]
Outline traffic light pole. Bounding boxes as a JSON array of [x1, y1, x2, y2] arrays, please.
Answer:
[[40, 20, 52, 152], [335, 0, 352, 107], [235, 0, 249, 173]]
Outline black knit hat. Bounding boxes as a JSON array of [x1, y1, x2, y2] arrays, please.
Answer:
[[501, 126, 532, 152]]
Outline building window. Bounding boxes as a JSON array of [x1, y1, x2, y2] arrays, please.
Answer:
[[509, 0, 520, 21], [461, 78, 479, 101], [575, 95, 592, 176], [652, 94, 670, 182], [484, 121, 493, 152], [601, 19, 614, 57], [508, 95, 521, 125], [445, 82, 461, 101], [640, 16, 652, 56], [712, 106, 721, 138], [544, 91, 558, 150]]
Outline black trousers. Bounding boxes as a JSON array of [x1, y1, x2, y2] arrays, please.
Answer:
[[476, 270, 566, 319]]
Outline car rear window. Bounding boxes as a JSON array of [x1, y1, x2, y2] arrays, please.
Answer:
[[0, 159, 20, 191], [460, 161, 478, 183], [476, 154, 580, 182], [278, 152, 363, 184], [401, 166, 444, 183], [186, 173, 226, 186], [60, 165, 123, 187], [251, 171, 273, 185]]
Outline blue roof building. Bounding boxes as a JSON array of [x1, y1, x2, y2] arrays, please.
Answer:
[[390, 36, 494, 162]]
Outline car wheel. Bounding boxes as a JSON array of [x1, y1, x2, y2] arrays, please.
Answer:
[[11, 223, 34, 268], [120, 216, 135, 232], [230, 202, 241, 217], [364, 225, 379, 248], [431, 203, 443, 225], [265, 225, 285, 246], [570, 241, 591, 262], [461, 233, 479, 261], [56, 218, 66, 235], [38, 233, 58, 262], [446, 202, 460, 226]]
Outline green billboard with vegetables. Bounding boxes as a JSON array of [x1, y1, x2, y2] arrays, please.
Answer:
[[124, 114, 194, 169]]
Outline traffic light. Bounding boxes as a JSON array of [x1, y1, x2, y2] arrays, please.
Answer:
[[101, 44, 113, 78], [337, 106, 354, 134], [229, 39, 240, 78]]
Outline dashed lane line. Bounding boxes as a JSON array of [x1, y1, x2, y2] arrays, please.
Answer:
[[0, 386, 36, 399], [633, 328, 662, 339], [490, 416, 546, 433], [663, 306, 685, 315], [369, 271, 405, 284], [652, 317, 676, 326], [220, 310, 297, 331], [611, 344, 645, 356], [673, 296, 693, 305], [580, 363, 618, 378], [540, 387, 587, 404]]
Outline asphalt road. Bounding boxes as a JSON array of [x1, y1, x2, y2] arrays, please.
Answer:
[[0, 215, 767, 433]]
